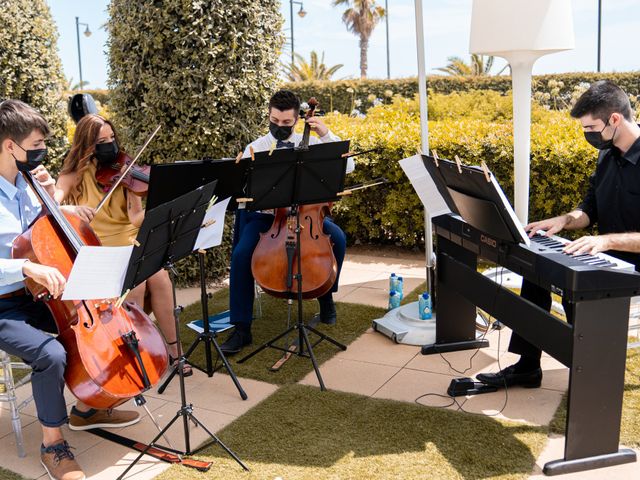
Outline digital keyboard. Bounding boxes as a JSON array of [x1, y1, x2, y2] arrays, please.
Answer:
[[530, 233, 635, 271], [433, 214, 640, 301]]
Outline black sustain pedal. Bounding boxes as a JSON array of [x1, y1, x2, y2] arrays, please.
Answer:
[[447, 377, 498, 397]]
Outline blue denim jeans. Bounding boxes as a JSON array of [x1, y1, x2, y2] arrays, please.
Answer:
[[229, 210, 346, 329], [0, 295, 67, 427]]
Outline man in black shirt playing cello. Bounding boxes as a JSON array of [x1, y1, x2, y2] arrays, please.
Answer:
[[477, 80, 640, 388]]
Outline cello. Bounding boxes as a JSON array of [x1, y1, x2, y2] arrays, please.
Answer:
[[251, 98, 338, 299], [12, 167, 168, 410]]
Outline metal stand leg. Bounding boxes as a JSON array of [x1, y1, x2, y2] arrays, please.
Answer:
[[117, 263, 248, 479], [158, 252, 247, 400]]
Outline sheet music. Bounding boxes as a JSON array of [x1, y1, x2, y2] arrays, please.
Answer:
[[194, 196, 232, 250], [62, 245, 133, 300], [399, 154, 451, 218], [490, 175, 531, 246]]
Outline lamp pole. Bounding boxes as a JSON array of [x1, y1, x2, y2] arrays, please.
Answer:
[[385, 0, 390, 79], [289, 1, 307, 68], [75, 17, 92, 90], [597, 0, 602, 72]]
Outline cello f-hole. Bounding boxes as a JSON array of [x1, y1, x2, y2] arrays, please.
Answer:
[[305, 215, 319, 240]]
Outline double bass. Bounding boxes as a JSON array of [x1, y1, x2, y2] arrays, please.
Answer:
[[251, 98, 338, 299], [12, 168, 168, 409]]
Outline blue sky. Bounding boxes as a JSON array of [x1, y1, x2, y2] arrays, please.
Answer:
[[48, 0, 638, 90]]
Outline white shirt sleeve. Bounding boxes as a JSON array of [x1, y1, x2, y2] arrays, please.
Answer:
[[311, 130, 355, 174], [0, 259, 27, 287]]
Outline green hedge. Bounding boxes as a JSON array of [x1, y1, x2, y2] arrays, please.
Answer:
[[0, 0, 69, 171], [322, 92, 596, 247], [107, 0, 283, 286], [285, 71, 640, 114]]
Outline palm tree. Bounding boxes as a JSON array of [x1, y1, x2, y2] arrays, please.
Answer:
[[284, 51, 344, 82], [436, 54, 507, 76], [333, 0, 385, 79]]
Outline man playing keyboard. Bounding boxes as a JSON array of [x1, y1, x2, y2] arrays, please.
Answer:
[[477, 80, 640, 388]]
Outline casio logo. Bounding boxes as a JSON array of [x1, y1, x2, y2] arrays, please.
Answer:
[[480, 234, 497, 248]]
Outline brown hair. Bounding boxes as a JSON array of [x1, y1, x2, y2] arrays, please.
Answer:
[[61, 114, 119, 181], [0, 100, 50, 151], [570, 80, 633, 122]]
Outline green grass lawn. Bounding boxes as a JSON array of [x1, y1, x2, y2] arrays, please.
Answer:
[[178, 287, 386, 385], [156, 384, 548, 480]]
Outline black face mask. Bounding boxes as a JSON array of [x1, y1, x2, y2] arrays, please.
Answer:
[[12, 141, 47, 172], [269, 122, 294, 141], [94, 141, 119, 165], [584, 118, 617, 150]]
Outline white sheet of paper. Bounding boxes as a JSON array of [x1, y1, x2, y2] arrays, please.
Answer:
[[62, 245, 133, 300], [194, 196, 232, 250], [399, 155, 451, 218], [490, 174, 531, 246]]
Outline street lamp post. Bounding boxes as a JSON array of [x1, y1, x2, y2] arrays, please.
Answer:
[[597, 0, 602, 72], [385, 0, 390, 79], [75, 17, 92, 90], [289, 1, 307, 68]]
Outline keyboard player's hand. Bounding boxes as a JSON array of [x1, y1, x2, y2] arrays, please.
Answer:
[[524, 215, 570, 238], [563, 235, 609, 256]]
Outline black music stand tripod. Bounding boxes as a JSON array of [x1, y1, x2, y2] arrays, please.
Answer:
[[149, 160, 249, 401], [237, 142, 350, 391], [117, 182, 248, 479]]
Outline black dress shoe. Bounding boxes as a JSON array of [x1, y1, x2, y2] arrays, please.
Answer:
[[220, 329, 252, 355], [476, 365, 542, 388], [316, 296, 337, 325]]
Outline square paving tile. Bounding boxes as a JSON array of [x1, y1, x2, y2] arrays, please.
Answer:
[[339, 331, 420, 367], [299, 356, 400, 396], [180, 374, 278, 417], [338, 286, 390, 309], [373, 368, 564, 426]]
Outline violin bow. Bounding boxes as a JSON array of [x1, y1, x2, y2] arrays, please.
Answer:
[[95, 124, 162, 214], [337, 177, 389, 196]]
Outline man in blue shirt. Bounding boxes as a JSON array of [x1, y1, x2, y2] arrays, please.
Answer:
[[0, 100, 139, 480]]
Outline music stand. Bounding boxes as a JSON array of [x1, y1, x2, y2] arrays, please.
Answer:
[[117, 181, 248, 479], [237, 141, 350, 391], [149, 160, 248, 400]]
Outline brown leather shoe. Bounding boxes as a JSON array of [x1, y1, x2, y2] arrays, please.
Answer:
[[40, 440, 85, 480], [68, 406, 140, 431]]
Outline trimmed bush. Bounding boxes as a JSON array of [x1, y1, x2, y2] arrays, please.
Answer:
[[107, 0, 283, 285], [323, 92, 595, 247], [0, 0, 68, 171], [285, 71, 640, 114]]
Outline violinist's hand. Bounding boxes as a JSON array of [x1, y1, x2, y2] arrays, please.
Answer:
[[60, 205, 95, 223], [305, 117, 329, 137], [30, 165, 57, 199], [22, 261, 66, 299]]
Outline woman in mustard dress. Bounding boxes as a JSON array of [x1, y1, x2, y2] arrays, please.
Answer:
[[55, 114, 191, 376]]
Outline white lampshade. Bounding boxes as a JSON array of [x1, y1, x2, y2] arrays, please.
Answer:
[[469, 0, 574, 58]]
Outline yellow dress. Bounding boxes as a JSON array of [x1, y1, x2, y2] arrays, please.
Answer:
[[66, 162, 139, 247]]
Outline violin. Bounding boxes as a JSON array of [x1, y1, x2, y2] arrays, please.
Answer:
[[96, 150, 150, 196], [12, 168, 168, 409], [251, 97, 338, 299]]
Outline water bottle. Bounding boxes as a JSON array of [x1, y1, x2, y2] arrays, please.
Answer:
[[388, 290, 401, 310], [389, 273, 398, 293], [396, 276, 404, 297], [419, 292, 432, 320]]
